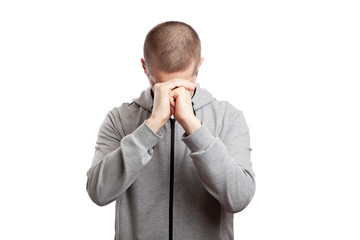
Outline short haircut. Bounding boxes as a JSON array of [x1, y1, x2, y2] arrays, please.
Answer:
[[143, 21, 201, 75]]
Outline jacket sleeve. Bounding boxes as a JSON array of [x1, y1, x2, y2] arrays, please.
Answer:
[[181, 110, 255, 213], [86, 111, 162, 206]]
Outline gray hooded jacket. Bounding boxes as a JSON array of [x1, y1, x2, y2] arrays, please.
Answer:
[[86, 85, 255, 240]]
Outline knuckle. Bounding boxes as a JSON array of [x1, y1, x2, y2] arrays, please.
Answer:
[[179, 86, 185, 91], [154, 83, 163, 91]]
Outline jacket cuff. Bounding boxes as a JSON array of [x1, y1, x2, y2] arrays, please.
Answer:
[[132, 121, 163, 150], [182, 124, 215, 152]]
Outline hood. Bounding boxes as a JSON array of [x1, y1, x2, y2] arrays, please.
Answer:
[[133, 83, 216, 112]]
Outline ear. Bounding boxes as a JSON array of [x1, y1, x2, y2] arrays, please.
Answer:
[[141, 58, 147, 74], [193, 57, 205, 77], [198, 56, 205, 68]]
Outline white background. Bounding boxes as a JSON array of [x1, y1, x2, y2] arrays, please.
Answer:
[[1, 0, 359, 239]]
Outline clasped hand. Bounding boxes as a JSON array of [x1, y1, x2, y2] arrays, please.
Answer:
[[147, 79, 202, 135]]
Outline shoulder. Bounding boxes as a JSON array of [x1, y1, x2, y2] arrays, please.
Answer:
[[108, 101, 141, 118], [206, 99, 245, 121], [200, 98, 249, 137], [105, 101, 150, 136], [195, 86, 244, 119]]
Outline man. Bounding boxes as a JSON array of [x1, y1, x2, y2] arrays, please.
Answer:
[[87, 21, 255, 240]]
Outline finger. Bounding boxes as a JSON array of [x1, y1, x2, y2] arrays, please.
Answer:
[[170, 87, 190, 99], [169, 96, 176, 108], [170, 86, 185, 94], [166, 79, 196, 91]]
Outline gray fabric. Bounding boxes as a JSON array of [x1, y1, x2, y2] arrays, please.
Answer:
[[86, 85, 256, 240]]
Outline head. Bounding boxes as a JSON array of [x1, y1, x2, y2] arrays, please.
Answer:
[[141, 21, 204, 89]]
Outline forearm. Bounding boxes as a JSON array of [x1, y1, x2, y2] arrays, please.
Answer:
[[87, 121, 162, 206], [177, 115, 202, 135], [182, 125, 255, 213]]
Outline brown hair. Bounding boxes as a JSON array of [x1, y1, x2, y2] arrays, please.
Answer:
[[143, 21, 201, 75]]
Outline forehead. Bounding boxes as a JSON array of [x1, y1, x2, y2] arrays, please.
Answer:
[[151, 62, 197, 83]]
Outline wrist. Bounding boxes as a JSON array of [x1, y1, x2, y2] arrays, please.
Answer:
[[146, 116, 166, 133], [179, 116, 202, 135]]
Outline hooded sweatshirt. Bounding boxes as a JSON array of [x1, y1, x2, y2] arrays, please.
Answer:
[[86, 85, 256, 240]]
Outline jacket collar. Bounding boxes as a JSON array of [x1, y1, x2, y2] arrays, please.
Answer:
[[133, 83, 215, 112]]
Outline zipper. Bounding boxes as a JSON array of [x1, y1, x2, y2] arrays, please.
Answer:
[[169, 118, 175, 240]]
